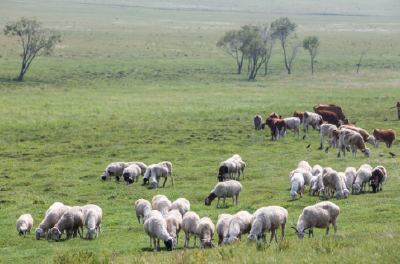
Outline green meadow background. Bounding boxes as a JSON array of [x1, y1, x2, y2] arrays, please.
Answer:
[[0, 0, 399, 263]]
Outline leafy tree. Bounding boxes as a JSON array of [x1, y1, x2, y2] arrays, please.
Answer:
[[271, 17, 297, 74], [303, 36, 320, 75], [259, 25, 276, 76], [216, 30, 245, 74], [3, 17, 62, 81]]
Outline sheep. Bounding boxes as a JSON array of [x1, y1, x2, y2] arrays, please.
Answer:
[[145, 164, 172, 189], [170, 198, 190, 217], [16, 214, 33, 236], [165, 210, 182, 246], [254, 115, 263, 130], [218, 160, 237, 181], [197, 217, 215, 249], [122, 164, 142, 184], [35, 205, 71, 240], [293, 201, 340, 239], [155, 197, 172, 218], [205, 180, 242, 208], [152, 195, 168, 209], [135, 199, 152, 224], [322, 170, 347, 199], [49, 206, 85, 241], [247, 206, 288, 243], [353, 167, 372, 194], [101, 162, 126, 182], [84, 205, 102, 239], [370, 166, 387, 193], [216, 214, 233, 246], [223, 211, 252, 245], [311, 172, 324, 196], [158, 161, 174, 186], [297, 160, 312, 173], [284, 117, 301, 138], [125, 161, 148, 176], [312, 165, 323, 176], [308, 176, 318, 195], [45, 202, 64, 216], [344, 167, 357, 194], [289, 168, 312, 187], [359, 164, 373, 172], [290, 173, 305, 200], [337, 172, 350, 199], [234, 159, 246, 181], [182, 211, 200, 248], [144, 211, 176, 251]]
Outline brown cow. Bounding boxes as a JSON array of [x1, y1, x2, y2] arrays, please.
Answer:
[[315, 110, 341, 127], [293, 111, 304, 124], [266, 113, 287, 142], [313, 104, 349, 124], [388, 101, 400, 120], [372, 129, 396, 148], [340, 125, 375, 146]]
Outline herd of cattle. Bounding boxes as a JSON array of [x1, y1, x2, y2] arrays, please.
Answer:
[[254, 103, 396, 157]]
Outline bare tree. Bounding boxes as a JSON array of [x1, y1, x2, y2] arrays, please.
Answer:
[[286, 43, 301, 74], [357, 50, 367, 74], [259, 25, 276, 76], [303, 36, 320, 75], [246, 37, 267, 80], [217, 30, 244, 74], [3, 17, 62, 81]]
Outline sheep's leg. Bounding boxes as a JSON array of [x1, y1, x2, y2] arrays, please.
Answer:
[[269, 229, 276, 243], [184, 232, 189, 248], [310, 228, 314, 238], [216, 198, 220, 208], [242, 169, 245, 180], [171, 175, 174, 186], [236, 193, 239, 205], [137, 214, 141, 224], [177, 232, 179, 245], [162, 177, 168, 187], [333, 221, 338, 234], [326, 226, 330, 235], [194, 235, 197, 247], [218, 235, 223, 246], [281, 223, 285, 240], [223, 196, 226, 208]]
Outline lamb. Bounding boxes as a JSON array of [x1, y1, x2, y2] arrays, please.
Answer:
[[216, 214, 233, 246], [170, 198, 190, 217], [293, 201, 340, 239], [16, 214, 33, 236], [344, 167, 357, 194], [284, 117, 301, 138], [247, 206, 288, 243], [224, 211, 252, 245], [182, 211, 200, 248], [158, 161, 174, 185], [353, 167, 372, 194], [49, 206, 85, 241], [121, 164, 142, 184], [135, 199, 152, 224], [84, 205, 102, 239], [370, 166, 387, 193], [101, 162, 126, 182], [154, 197, 172, 217], [319, 124, 336, 148], [144, 211, 176, 251], [205, 180, 242, 208], [197, 217, 215, 249], [254, 115, 263, 130], [340, 125, 375, 146], [290, 173, 305, 200], [165, 210, 182, 246], [35, 205, 71, 240], [312, 165, 323, 176]]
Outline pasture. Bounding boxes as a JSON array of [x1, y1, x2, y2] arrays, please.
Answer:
[[0, 0, 400, 263]]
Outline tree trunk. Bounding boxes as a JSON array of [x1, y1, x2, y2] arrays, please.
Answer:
[[282, 42, 290, 74], [311, 58, 314, 75]]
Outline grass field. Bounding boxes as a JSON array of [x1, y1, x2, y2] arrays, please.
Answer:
[[0, 1, 400, 263]]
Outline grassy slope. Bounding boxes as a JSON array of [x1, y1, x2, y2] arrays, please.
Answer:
[[0, 1, 400, 263]]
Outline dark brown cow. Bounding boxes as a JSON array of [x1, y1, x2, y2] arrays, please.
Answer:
[[315, 110, 341, 127], [388, 101, 400, 120], [293, 111, 304, 124], [266, 115, 287, 142], [372, 129, 396, 148], [313, 104, 349, 124]]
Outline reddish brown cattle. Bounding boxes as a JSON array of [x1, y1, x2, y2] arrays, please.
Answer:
[[315, 110, 341, 127], [266, 117, 287, 142], [267, 112, 282, 119], [388, 101, 400, 120], [293, 111, 304, 124], [372, 129, 396, 148], [313, 104, 349, 124]]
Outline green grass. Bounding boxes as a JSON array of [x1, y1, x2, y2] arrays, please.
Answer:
[[0, 1, 400, 263]]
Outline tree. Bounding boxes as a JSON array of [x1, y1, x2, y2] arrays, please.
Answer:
[[271, 17, 297, 74], [216, 30, 244, 74], [3, 17, 62, 81], [356, 50, 367, 74], [245, 37, 267, 80], [303, 36, 320, 75], [259, 25, 276, 76]]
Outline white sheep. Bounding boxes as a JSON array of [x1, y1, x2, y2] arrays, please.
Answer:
[[135, 199, 152, 224], [152, 195, 168, 209], [284, 117, 301, 137], [205, 180, 242, 208], [289, 168, 312, 187], [182, 211, 200, 248], [197, 217, 215, 249], [310, 172, 324, 196], [35, 205, 71, 240], [144, 211, 176, 251], [247, 206, 288, 243], [337, 172, 350, 199], [344, 167, 357, 194], [165, 210, 182, 246], [122, 164, 142, 184], [353, 167, 372, 194], [101, 162, 126, 182], [224, 211, 252, 245], [322, 170, 347, 199], [308, 175, 318, 195], [158, 161, 174, 186], [254, 115, 263, 130], [218, 160, 237, 181], [359, 164, 373, 172], [297, 160, 312, 173], [290, 173, 305, 200], [293, 201, 340, 239], [312, 164, 323, 176], [84, 205, 102, 239], [16, 214, 33, 236], [125, 161, 148, 176], [234, 159, 246, 181], [49, 206, 85, 241], [144, 164, 170, 189], [216, 214, 233, 246], [45, 202, 64, 216], [155, 197, 172, 218], [170, 198, 190, 217]]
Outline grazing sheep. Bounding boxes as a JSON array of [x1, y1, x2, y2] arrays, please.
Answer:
[[205, 180, 242, 208], [235, 159, 246, 181], [170, 198, 190, 217], [308, 176, 318, 195], [84, 205, 102, 239], [101, 162, 126, 182], [165, 210, 182, 246], [284, 117, 301, 138], [197, 217, 215, 249], [155, 197, 172, 218], [152, 195, 168, 209], [35, 205, 71, 240], [344, 167, 357, 194], [290, 173, 305, 200], [182, 211, 200, 248], [144, 211, 176, 251], [293, 201, 340, 239], [45, 202, 64, 216], [353, 168, 372, 194], [49, 206, 85, 241], [122, 164, 142, 184], [359, 164, 373, 172], [16, 214, 33, 236], [248, 206, 288, 243], [337, 172, 350, 199], [224, 211, 252, 245], [322, 170, 347, 199], [289, 168, 312, 187], [218, 157, 238, 181], [146, 163, 173, 189], [125, 161, 148, 176], [158, 161, 174, 186], [254, 115, 263, 130], [297, 160, 312, 173], [311, 172, 325, 196], [312, 165, 323, 176], [216, 214, 233, 246], [370, 166, 387, 193], [135, 199, 152, 224]]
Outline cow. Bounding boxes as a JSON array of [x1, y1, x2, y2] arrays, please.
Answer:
[[293, 111, 304, 124], [372, 129, 396, 148], [266, 113, 287, 142], [303, 111, 324, 132], [337, 129, 370, 157], [340, 125, 375, 146], [313, 104, 349, 124], [284, 117, 301, 138], [315, 110, 341, 127], [328, 129, 341, 148], [388, 101, 400, 120], [253, 115, 263, 130], [320, 124, 336, 148]]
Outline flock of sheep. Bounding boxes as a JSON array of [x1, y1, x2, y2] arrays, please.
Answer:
[[16, 202, 102, 241]]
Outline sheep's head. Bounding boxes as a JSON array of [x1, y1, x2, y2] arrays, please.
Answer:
[[353, 183, 361, 194], [35, 228, 44, 240], [49, 227, 62, 241], [363, 148, 370, 157], [217, 175, 224, 182], [142, 177, 149, 186], [292, 227, 308, 239], [163, 238, 176, 251], [101, 175, 107, 182], [228, 236, 238, 245], [290, 191, 298, 200], [86, 228, 97, 240], [205, 193, 216, 206], [371, 182, 379, 193], [151, 181, 158, 189], [200, 240, 214, 249], [127, 177, 134, 184], [115, 175, 120, 182], [247, 233, 259, 242], [19, 228, 27, 236], [343, 189, 350, 198]]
